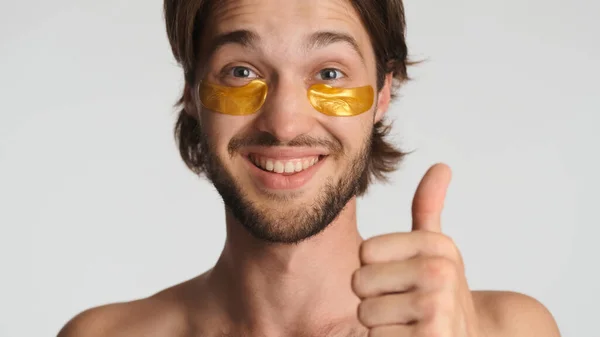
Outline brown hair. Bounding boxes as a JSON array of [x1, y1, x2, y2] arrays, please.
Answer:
[[164, 0, 410, 195]]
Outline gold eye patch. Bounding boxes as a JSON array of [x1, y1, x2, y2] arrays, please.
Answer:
[[199, 80, 268, 116], [307, 84, 374, 117], [199, 80, 374, 117]]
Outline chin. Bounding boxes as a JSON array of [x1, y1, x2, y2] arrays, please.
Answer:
[[206, 144, 367, 244]]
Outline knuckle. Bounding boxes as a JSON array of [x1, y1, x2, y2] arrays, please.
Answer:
[[422, 257, 456, 284], [351, 269, 367, 297], [357, 299, 376, 327], [428, 232, 461, 262], [445, 237, 464, 267], [414, 291, 453, 321], [441, 236, 459, 260], [359, 239, 376, 264], [413, 293, 438, 319]]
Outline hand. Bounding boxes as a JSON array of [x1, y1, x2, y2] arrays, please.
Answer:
[[352, 163, 481, 337]]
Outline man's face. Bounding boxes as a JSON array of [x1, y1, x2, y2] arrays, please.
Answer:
[[196, 0, 390, 243]]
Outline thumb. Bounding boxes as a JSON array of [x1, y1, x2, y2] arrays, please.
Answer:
[[411, 163, 452, 232]]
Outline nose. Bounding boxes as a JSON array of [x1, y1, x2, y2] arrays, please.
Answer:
[[253, 77, 317, 143]]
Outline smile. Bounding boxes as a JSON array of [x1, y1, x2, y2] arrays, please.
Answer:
[[242, 150, 329, 190], [248, 154, 324, 174]]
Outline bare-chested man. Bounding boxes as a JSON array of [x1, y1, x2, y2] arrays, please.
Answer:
[[58, 0, 561, 336]]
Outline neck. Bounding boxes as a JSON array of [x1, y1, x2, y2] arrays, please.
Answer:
[[207, 197, 366, 337]]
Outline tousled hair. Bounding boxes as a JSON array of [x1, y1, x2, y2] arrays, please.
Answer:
[[164, 0, 411, 195]]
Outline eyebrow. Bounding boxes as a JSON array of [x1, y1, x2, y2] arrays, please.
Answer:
[[305, 31, 365, 63], [206, 29, 260, 56], [205, 29, 364, 63]]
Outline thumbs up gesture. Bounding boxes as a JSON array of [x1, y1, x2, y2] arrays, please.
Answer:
[[352, 163, 481, 337]]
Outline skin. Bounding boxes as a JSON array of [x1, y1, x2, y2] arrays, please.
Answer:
[[58, 0, 562, 336]]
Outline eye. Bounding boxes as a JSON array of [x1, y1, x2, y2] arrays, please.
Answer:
[[228, 66, 258, 79], [317, 68, 345, 81]]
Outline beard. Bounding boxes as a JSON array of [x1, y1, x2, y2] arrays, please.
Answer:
[[200, 129, 372, 244]]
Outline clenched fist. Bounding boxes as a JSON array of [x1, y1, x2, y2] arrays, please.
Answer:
[[352, 163, 481, 337]]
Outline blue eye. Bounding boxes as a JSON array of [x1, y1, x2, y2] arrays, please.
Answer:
[[230, 66, 257, 78], [318, 68, 345, 81]]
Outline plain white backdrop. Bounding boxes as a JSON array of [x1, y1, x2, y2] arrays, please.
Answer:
[[0, 0, 598, 336]]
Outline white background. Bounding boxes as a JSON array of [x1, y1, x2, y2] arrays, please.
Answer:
[[1, 0, 598, 336]]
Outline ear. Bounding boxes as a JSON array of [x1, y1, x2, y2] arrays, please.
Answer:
[[374, 73, 393, 124], [182, 82, 199, 118]]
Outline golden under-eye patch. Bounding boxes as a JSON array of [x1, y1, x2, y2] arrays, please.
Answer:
[[198, 80, 268, 116], [307, 84, 374, 117], [198, 79, 374, 117]]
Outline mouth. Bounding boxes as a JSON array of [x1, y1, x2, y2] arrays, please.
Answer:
[[247, 154, 327, 175], [242, 152, 329, 190]]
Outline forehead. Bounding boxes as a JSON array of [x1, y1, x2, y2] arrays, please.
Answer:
[[204, 0, 370, 50]]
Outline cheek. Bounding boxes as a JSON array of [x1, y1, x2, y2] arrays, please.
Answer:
[[200, 112, 251, 152], [325, 114, 373, 152]]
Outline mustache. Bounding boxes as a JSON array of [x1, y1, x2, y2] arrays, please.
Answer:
[[228, 132, 343, 156]]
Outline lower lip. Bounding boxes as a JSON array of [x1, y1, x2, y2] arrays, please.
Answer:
[[245, 156, 327, 190]]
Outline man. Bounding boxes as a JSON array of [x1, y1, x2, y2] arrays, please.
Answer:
[[58, 0, 561, 336]]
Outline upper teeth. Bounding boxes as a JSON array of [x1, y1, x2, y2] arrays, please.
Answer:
[[250, 155, 320, 173]]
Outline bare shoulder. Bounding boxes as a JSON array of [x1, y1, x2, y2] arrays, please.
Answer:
[[57, 281, 196, 337], [472, 290, 561, 337]]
